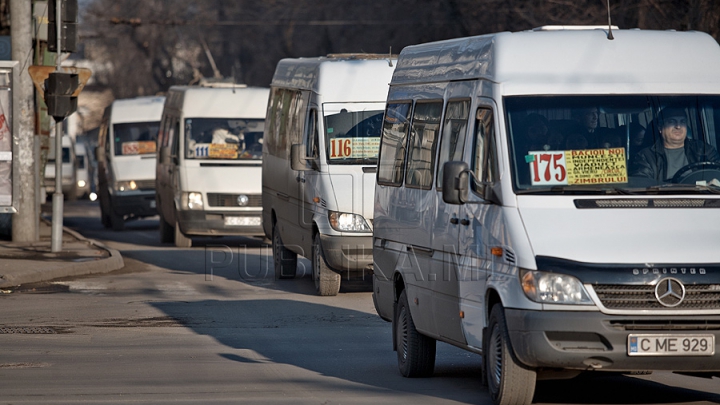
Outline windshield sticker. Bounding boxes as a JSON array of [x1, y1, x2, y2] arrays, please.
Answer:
[[121, 141, 156, 155], [528, 148, 627, 186], [193, 143, 238, 159], [329, 137, 380, 159]]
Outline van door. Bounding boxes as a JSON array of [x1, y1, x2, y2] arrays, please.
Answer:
[[430, 97, 472, 344], [456, 102, 499, 349]]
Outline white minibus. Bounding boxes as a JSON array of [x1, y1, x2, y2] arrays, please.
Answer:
[[97, 96, 165, 231], [373, 27, 720, 404], [156, 85, 269, 247], [262, 54, 396, 295]]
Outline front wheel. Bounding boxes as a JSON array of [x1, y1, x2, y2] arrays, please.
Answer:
[[313, 234, 340, 296], [486, 304, 536, 405], [395, 290, 436, 377]]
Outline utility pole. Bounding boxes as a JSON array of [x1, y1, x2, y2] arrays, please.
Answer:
[[10, 0, 38, 242]]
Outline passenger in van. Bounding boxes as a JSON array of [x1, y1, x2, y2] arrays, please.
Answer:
[[519, 113, 563, 151], [631, 107, 720, 180], [567, 106, 622, 149], [622, 122, 647, 162]]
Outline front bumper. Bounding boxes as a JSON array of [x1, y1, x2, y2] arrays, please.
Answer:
[[112, 191, 156, 217], [177, 210, 264, 237], [505, 308, 720, 371], [318, 233, 373, 276]]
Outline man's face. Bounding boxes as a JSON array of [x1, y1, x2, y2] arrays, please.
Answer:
[[660, 115, 687, 149], [581, 108, 599, 130]]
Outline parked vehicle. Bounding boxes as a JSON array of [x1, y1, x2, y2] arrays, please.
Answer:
[[74, 141, 90, 199], [44, 135, 76, 200], [96, 96, 165, 231], [372, 27, 720, 405], [156, 84, 269, 247], [262, 54, 396, 295]]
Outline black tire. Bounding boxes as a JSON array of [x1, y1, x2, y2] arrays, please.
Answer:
[[313, 234, 340, 296], [395, 290, 436, 377], [273, 221, 297, 279], [486, 304, 536, 405], [174, 218, 192, 248], [159, 213, 174, 244], [109, 205, 124, 231]]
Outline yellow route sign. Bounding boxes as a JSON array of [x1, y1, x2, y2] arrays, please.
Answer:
[[28, 65, 92, 97]]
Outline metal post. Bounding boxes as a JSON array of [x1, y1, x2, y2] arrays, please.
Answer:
[[50, 0, 64, 252], [51, 120, 63, 251]]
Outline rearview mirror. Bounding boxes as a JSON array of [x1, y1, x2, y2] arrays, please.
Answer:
[[442, 161, 470, 204]]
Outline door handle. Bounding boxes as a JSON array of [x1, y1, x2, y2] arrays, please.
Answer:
[[460, 218, 470, 226], [450, 217, 458, 224]]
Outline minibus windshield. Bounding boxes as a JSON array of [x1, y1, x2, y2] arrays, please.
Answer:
[[505, 95, 720, 194], [184, 118, 264, 160], [113, 122, 159, 156], [323, 102, 384, 165]]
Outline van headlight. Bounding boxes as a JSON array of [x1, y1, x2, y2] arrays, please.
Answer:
[[520, 269, 592, 304], [328, 211, 371, 232], [181, 192, 204, 210], [77, 180, 86, 188], [116, 180, 138, 192]]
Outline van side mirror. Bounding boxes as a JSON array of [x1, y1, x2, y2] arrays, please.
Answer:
[[442, 161, 470, 204], [291, 143, 313, 171]]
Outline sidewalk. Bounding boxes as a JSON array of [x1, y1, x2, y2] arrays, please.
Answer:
[[0, 218, 124, 288]]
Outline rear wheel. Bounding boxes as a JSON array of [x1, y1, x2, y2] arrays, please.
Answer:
[[273, 221, 297, 279], [313, 234, 340, 296], [174, 217, 192, 248], [396, 290, 436, 377], [486, 304, 536, 405]]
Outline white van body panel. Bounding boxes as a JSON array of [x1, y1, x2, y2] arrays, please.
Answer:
[[373, 28, 720, 391], [157, 85, 269, 243], [518, 196, 720, 264]]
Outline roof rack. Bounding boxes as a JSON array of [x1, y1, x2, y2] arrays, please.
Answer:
[[326, 53, 397, 60]]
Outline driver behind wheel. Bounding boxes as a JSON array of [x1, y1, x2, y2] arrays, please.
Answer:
[[630, 106, 720, 183]]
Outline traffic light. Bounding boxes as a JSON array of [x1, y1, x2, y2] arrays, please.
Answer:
[[44, 72, 79, 120], [48, 0, 78, 53]]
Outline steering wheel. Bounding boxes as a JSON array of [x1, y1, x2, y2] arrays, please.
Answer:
[[671, 161, 720, 184]]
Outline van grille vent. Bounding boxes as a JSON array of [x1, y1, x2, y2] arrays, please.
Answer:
[[503, 248, 516, 265], [207, 193, 262, 207], [134, 180, 155, 191], [609, 320, 720, 331], [591, 284, 720, 310], [575, 199, 720, 209]]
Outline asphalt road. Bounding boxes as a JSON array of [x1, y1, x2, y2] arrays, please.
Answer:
[[0, 200, 719, 404]]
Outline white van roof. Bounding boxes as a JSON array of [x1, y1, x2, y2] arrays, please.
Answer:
[[391, 28, 720, 95], [110, 96, 166, 124], [166, 86, 269, 119], [271, 54, 397, 102]]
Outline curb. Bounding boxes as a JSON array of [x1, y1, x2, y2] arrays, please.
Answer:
[[0, 222, 124, 288]]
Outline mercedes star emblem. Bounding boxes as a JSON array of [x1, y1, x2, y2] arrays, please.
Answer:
[[654, 277, 686, 308], [237, 194, 249, 206]]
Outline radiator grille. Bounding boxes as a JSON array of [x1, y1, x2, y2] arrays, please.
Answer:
[[207, 193, 262, 207], [591, 284, 720, 310], [134, 180, 155, 191]]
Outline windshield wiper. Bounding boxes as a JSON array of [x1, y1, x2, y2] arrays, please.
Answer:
[[645, 184, 720, 194], [517, 186, 638, 195]]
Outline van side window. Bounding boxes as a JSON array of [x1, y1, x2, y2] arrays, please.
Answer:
[[304, 108, 319, 159], [473, 107, 498, 188], [436, 99, 470, 189], [378, 103, 411, 186], [406, 101, 443, 189], [265, 88, 283, 156]]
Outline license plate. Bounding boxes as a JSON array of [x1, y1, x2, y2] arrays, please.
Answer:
[[150, 200, 156, 209], [628, 334, 715, 356], [224, 216, 261, 226]]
